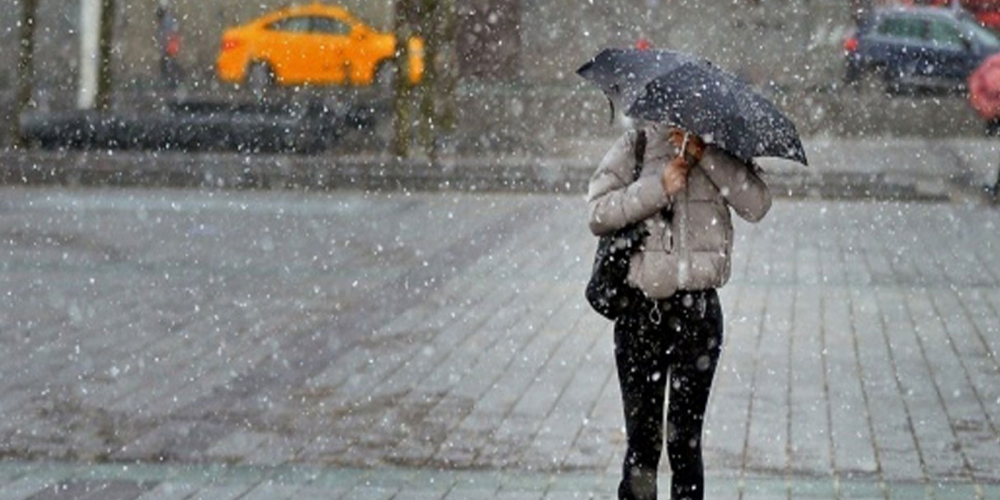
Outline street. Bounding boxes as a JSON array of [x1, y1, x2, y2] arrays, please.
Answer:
[[2, 187, 1000, 499]]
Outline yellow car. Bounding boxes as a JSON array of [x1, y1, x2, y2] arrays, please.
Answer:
[[216, 3, 424, 88]]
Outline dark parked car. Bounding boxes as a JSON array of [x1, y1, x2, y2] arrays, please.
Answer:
[[844, 6, 1000, 93]]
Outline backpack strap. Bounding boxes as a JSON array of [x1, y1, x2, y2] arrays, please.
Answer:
[[633, 129, 646, 182]]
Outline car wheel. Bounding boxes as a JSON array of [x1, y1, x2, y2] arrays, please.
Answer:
[[844, 58, 863, 86], [246, 62, 275, 93], [374, 60, 396, 90], [881, 66, 903, 95], [847, 65, 880, 94], [844, 68, 859, 87]]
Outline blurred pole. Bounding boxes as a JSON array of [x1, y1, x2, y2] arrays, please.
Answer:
[[157, 0, 181, 89], [645, 0, 656, 34], [851, 0, 873, 24], [78, 0, 100, 109], [991, 151, 1000, 199], [12, 0, 38, 148], [417, 0, 437, 159], [96, 0, 116, 110]]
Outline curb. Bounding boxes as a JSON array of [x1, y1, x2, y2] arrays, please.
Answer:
[[0, 150, 589, 194], [0, 149, 966, 202]]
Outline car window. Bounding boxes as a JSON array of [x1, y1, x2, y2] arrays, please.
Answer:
[[267, 16, 311, 33], [965, 19, 1000, 48], [927, 20, 965, 49], [311, 17, 352, 36], [877, 17, 926, 40]]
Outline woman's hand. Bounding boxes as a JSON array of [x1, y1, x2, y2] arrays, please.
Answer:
[[661, 157, 690, 195], [668, 128, 706, 163]]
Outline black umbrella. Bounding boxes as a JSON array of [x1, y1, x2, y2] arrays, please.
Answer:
[[577, 48, 808, 166]]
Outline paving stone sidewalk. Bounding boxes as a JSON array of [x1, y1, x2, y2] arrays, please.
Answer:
[[1, 187, 1000, 499]]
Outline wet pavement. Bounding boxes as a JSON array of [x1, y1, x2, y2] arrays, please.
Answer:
[[2, 182, 1000, 499]]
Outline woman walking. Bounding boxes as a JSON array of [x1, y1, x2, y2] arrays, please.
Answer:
[[587, 122, 771, 500]]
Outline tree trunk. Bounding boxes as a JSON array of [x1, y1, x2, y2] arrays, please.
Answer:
[[391, 0, 458, 159], [438, 0, 457, 138], [12, 0, 39, 149], [417, 0, 458, 161], [391, 0, 414, 158], [96, 0, 116, 111]]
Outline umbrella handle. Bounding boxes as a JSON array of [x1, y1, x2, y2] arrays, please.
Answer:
[[680, 132, 695, 168]]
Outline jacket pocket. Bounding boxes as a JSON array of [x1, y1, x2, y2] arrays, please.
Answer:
[[686, 201, 729, 251], [647, 216, 674, 253]]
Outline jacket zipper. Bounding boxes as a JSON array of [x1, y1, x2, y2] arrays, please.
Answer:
[[677, 174, 690, 287]]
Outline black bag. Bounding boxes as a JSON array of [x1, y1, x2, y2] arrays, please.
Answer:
[[586, 130, 647, 320]]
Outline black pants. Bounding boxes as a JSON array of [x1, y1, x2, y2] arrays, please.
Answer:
[[614, 289, 723, 500]]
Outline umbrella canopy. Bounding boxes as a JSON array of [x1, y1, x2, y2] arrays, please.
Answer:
[[577, 48, 808, 166], [969, 52, 1000, 120]]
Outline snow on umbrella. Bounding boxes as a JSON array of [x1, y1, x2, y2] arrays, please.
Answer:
[[577, 48, 808, 166], [969, 52, 1000, 120]]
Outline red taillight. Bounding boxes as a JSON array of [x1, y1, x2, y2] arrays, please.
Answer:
[[844, 37, 859, 53], [221, 38, 242, 51]]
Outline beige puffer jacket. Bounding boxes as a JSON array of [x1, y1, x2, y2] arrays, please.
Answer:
[[587, 125, 771, 299]]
